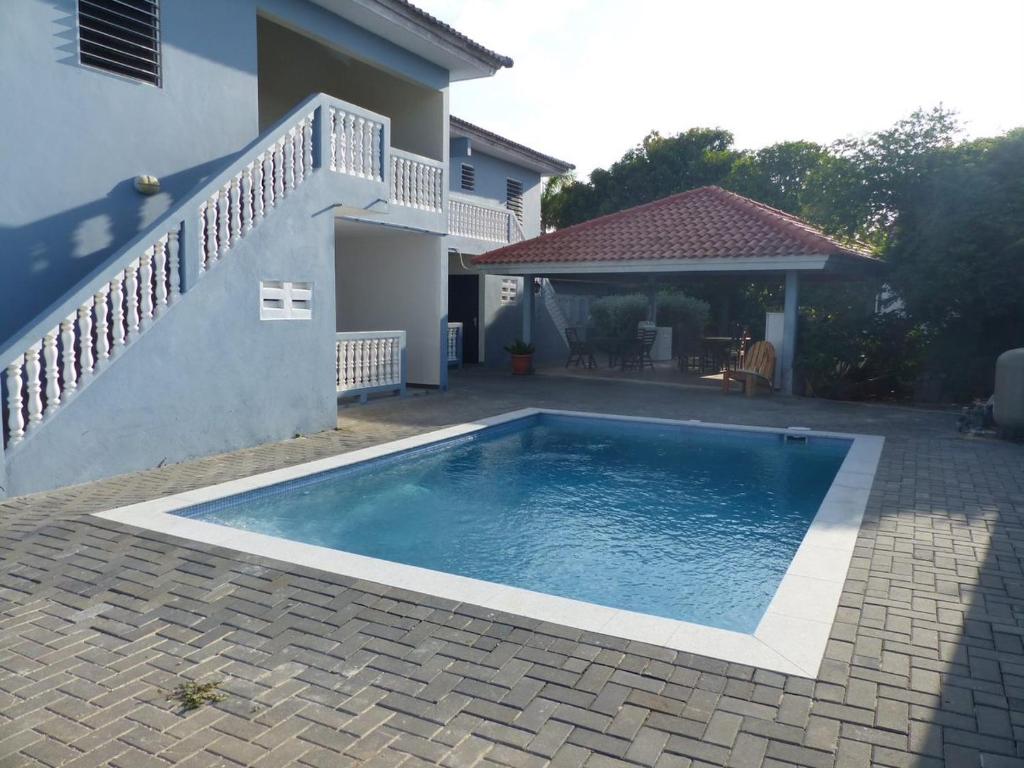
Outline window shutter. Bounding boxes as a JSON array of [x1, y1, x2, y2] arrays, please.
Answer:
[[506, 179, 524, 222], [460, 164, 475, 191], [79, 0, 161, 86]]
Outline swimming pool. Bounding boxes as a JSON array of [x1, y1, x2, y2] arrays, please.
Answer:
[[97, 409, 883, 676]]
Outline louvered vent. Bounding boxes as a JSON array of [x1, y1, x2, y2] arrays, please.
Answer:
[[78, 0, 161, 86], [460, 163, 475, 191], [506, 178, 524, 222]]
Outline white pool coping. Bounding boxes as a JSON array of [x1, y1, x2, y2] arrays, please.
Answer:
[[94, 408, 884, 677]]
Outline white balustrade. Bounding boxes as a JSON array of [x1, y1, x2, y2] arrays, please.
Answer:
[[328, 107, 384, 180], [448, 195, 522, 243], [0, 100, 420, 451], [447, 322, 463, 366], [336, 331, 406, 401], [390, 150, 444, 211]]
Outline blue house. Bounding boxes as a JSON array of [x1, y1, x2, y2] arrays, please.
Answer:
[[0, 0, 568, 497], [445, 117, 573, 366]]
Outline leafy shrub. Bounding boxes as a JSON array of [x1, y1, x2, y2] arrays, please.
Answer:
[[588, 292, 710, 341], [796, 309, 924, 400], [655, 292, 711, 335], [587, 294, 649, 339]]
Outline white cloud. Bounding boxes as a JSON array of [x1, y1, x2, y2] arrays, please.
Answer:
[[421, 0, 1024, 178]]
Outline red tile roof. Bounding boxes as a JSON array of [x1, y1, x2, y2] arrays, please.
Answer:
[[472, 186, 877, 267]]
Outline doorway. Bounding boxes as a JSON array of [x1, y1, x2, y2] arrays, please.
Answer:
[[448, 275, 480, 364]]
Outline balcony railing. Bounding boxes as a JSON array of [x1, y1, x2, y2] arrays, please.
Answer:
[[391, 149, 445, 212], [447, 322, 463, 368], [448, 192, 525, 245], [336, 330, 406, 402]]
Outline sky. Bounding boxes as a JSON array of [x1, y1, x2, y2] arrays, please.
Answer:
[[418, 0, 1024, 179]]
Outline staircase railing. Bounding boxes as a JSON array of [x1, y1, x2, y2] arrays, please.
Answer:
[[1, 93, 406, 452]]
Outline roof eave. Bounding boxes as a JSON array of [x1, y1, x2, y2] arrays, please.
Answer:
[[472, 255, 836, 275], [312, 0, 513, 81], [450, 117, 574, 175]]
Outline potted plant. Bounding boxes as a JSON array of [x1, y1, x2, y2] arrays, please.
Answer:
[[504, 339, 535, 375]]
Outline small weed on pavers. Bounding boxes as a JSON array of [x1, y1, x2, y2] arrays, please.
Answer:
[[168, 679, 227, 711]]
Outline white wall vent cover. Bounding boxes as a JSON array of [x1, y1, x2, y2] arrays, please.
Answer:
[[260, 281, 312, 320], [500, 278, 519, 305]]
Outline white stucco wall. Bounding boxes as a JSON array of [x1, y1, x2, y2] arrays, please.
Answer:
[[335, 228, 446, 386]]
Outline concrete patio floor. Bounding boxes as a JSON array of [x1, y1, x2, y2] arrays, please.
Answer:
[[1, 368, 1022, 767]]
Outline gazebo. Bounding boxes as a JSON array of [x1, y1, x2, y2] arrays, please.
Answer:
[[472, 186, 880, 394]]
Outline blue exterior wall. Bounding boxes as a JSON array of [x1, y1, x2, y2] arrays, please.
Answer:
[[4, 174, 339, 498], [0, 0, 260, 345], [0, 0, 452, 347], [448, 147, 543, 239]]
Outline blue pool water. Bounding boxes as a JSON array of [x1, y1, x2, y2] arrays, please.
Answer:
[[181, 414, 849, 632]]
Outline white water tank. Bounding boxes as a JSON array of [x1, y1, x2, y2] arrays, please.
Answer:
[[994, 348, 1024, 430]]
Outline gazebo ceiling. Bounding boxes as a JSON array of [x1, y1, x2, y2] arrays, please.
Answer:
[[473, 186, 880, 277]]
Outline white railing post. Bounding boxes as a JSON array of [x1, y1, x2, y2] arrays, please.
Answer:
[[167, 228, 181, 301], [5, 358, 25, 445], [60, 315, 77, 397], [93, 286, 109, 368], [43, 329, 60, 411], [24, 344, 43, 430]]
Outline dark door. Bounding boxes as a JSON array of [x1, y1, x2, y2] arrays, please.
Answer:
[[448, 275, 480, 364]]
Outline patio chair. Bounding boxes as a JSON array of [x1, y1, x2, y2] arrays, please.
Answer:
[[721, 340, 776, 396], [621, 328, 657, 371], [565, 327, 597, 368]]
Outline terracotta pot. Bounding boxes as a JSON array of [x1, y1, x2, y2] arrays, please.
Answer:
[[510, 353, 533, 376]]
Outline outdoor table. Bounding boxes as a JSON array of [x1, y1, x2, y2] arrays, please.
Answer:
[[589, 336, 634, 369]]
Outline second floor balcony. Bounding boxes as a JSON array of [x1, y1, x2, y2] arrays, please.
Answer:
[[448, 192, 525, 249]]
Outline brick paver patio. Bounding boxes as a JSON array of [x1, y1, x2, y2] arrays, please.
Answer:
[[1, 370, 1022, 767]]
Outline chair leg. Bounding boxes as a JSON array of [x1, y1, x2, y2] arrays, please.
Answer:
[[745, 377, 755, 397]]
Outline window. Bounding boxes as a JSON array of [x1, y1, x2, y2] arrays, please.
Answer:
[[460, 163, 475, 191], [506, 178, 524, 222], [260, 281, 312, 320], [500, 278, 518, 305], [78, 0, 161, 86]]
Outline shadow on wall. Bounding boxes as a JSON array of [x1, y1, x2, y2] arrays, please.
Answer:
[[43, 0, 254, 76], [0, 153, 238, 347]]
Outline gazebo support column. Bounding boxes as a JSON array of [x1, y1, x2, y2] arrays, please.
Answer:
[[781, 270, 799, 395], [521, 274, 535, 344]]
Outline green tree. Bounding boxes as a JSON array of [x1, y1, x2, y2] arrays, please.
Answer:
[[723, 141, 828, 214], [802, 106, 961, 247], [544, 128, 737, 227], [885, 128, 1024, 398]]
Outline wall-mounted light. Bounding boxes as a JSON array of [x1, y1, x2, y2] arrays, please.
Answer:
[[134, 175, 161, 195]]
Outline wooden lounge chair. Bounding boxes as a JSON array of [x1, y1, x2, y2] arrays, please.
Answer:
[[721, 340, 776, 396]]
